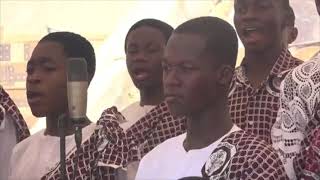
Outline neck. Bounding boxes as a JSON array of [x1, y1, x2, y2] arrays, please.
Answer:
[[184, 98, 233, 151], [139, 86, 164, 106], [45, 113, 91, 137], [242, 46, 284, 88], [244, 46, 283, 68]]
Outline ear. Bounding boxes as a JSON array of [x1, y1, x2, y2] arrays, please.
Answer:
[[216, 65, 234, 86], [288, 27, 298, 44]]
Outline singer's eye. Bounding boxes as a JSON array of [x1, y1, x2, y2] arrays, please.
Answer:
[[42, 64, 56, 72], [44, 67, 56, 71], [26, 66, 34, 74]]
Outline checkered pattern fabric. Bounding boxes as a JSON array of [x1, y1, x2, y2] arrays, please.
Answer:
[[97, 102, 186, 164], [228, 49, 302, 143], [294, 127, 320, 180], [202, 130, 288, 179], [0, 86, 30, 142], [126, 102, 187, 161], [40, 102, 186, 179]]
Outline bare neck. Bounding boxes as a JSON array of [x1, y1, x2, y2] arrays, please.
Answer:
[[45, 113, 91, 137], [139, 86, 164, 106], [242, 47, 284, 88], [184, 98, 233, 152]]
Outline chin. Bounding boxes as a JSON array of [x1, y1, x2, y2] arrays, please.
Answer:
[[29, 107, 47, 117], [133, 81, 147, 90], [31, 110, 46, 118], [167, 104, 186, 118]]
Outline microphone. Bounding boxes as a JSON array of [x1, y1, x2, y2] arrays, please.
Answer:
[[67, 57, 88, 123], [66, 57, 88, 180]]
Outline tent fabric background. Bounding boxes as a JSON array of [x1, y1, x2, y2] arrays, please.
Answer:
[[0, 0, 319, 134]]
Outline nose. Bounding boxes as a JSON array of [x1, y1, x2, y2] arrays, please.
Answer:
[[26, 70, 41, 84], [131, 50, 148, 63], [163, 67, 181, 88]]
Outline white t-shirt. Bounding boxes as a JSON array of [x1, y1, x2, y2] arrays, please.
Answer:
[[135, 125, 240, 180], [0, 115, 17, 180], [8, 123, 96, 180]]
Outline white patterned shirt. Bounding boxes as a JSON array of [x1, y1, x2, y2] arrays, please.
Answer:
[[272, 52, 320, 179]]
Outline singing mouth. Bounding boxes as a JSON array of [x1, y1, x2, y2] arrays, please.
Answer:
[[132, 67, 150, 81], [27, 91, 43, 104], [165, 93, 182, 102]]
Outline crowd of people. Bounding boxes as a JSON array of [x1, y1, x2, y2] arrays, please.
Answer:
[[0, 0, 319, 179]]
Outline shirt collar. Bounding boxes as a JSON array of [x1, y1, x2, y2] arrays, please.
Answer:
[[234, 48, 297, 85]]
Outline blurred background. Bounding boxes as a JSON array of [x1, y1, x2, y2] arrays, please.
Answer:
[[0, 0, 319, 134]]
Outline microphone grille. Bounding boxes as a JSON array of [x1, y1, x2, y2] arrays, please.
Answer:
[[67, 57, 88, 81]]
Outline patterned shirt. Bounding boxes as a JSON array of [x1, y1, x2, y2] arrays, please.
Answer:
[[200, 130, 288, 179], [272, 52, 320, 179], [0, 86, 30, 142], [97, 102, 187, 165], [228, 49, 302, 143], [71, 102, 186, 180]]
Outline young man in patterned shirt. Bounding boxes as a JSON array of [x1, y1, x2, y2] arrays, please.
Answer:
[[135, 16, 288, 179], [272, 0, 320, 178], [228, 0, 302, 144], [97, 19, 187, 180]]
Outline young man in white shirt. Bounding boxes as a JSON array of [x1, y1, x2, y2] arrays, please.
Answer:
[[136, 16, 288, 179], [8, 32, 114, 180]]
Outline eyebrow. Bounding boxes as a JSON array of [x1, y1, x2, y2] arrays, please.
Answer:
[[28, 57, 54, 66]]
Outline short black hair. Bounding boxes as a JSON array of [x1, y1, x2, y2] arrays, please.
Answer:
[[39, 31, 96, 81], [124, 18, 174, 51], [279, 0, 295, 26], [174, 16, 238, 68], [286, 6, 295, 26]]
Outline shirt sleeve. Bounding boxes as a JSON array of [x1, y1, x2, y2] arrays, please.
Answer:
[[244, 148, 289, 179]]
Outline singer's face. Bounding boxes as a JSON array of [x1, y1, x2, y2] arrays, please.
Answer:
[[126, 26, 166, 90], [234, 0, 284, 52], [26, 41, 68, 117], [163, 33, 219, 117]]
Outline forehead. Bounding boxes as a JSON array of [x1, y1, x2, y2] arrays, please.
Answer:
[[165, 33, 206, 63], [30, 41, 65, 63], [127, 26, 166, 45]]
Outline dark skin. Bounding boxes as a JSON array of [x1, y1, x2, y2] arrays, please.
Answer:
[[126, 26, 166, 106], [26, 41, 91, 136], [234, 0, 288, 88], [163, 33, 233, 151]]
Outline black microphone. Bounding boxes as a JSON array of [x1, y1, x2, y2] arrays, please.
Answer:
[[66, 57, 88, 180]]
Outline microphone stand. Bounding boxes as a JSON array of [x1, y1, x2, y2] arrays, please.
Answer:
[[59, 114, 67, 180], [72, 117, 86, 180]]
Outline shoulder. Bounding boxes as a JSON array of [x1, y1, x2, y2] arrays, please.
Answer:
[[140, 133, 185, 164], [11, 130, 43, 161], [13, 130, 43, 150], [215, 131, 287, 178], [121, 102, 140, 114], [224, 130, 279, 159]]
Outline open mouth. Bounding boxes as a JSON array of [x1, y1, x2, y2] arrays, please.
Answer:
[[242, 25, 262, 36], [165, 93, 182, 102], [27, 91, 43, 104], [132, 68, 150, 81], [243, 27, 258, 36], [241, 25, 264, 44]]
